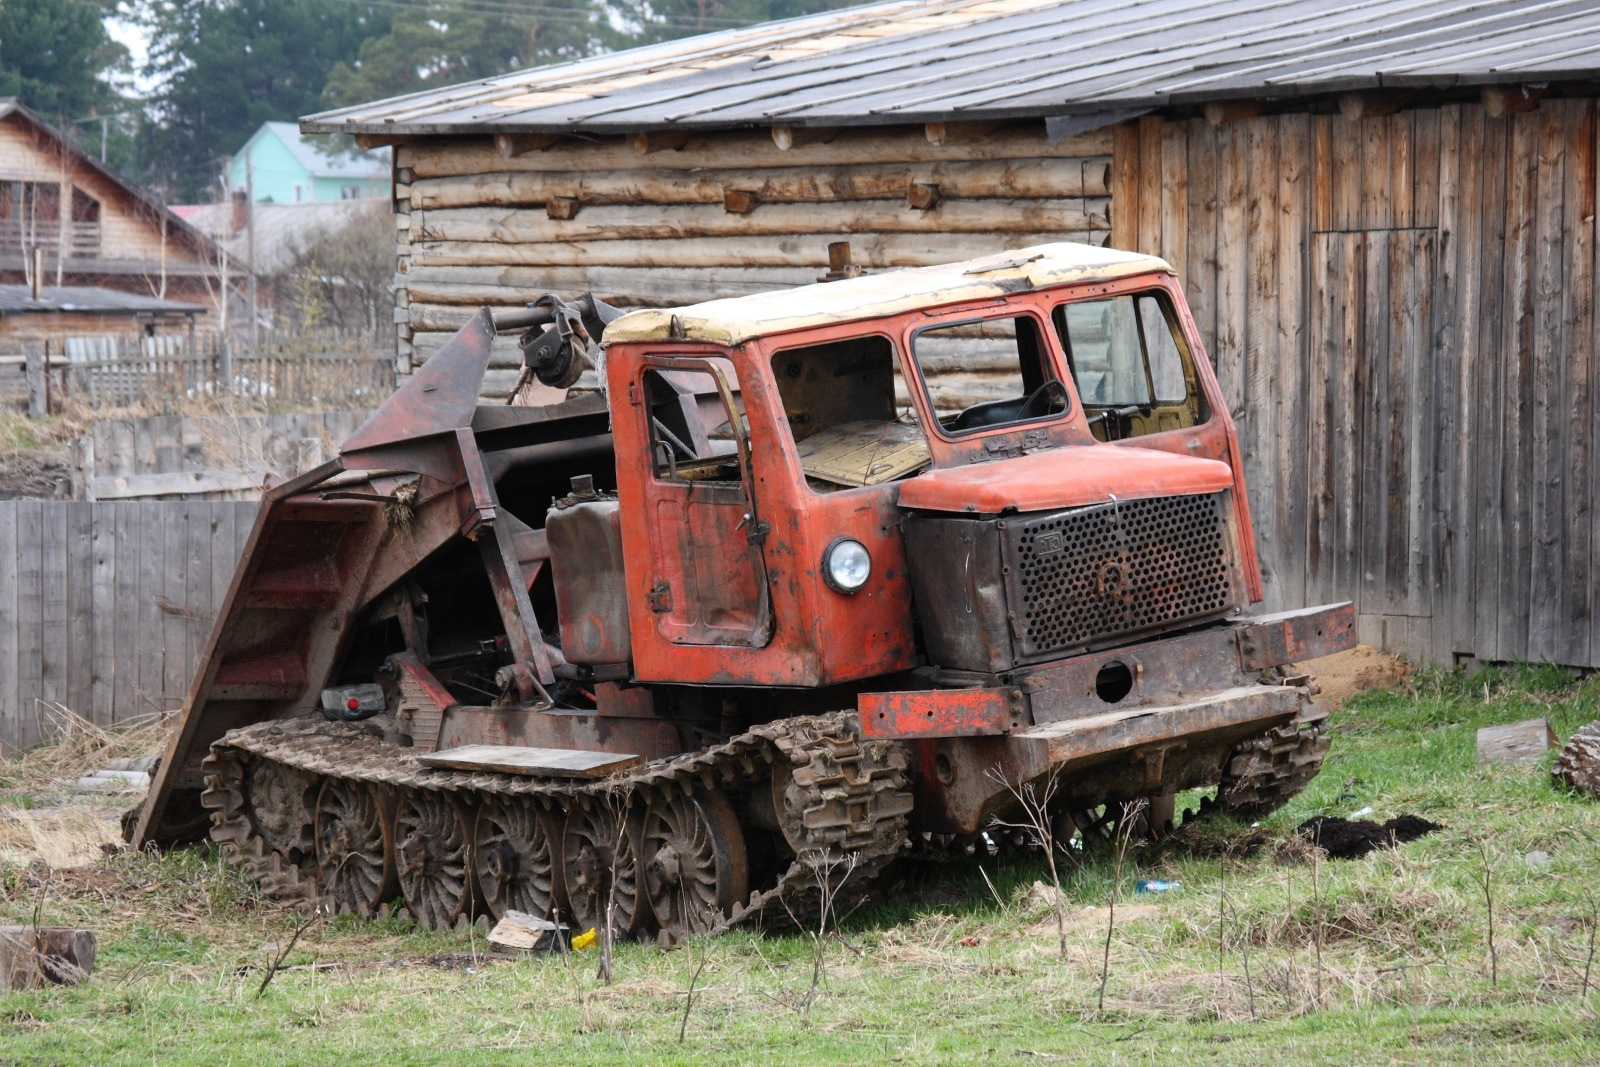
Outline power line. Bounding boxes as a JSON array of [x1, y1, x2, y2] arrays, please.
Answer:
[[323, 0, 763, 30]]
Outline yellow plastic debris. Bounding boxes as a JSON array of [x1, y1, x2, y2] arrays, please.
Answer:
[[571, 927, 597, 951]]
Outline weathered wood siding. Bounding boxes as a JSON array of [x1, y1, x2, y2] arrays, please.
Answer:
[[0, 501, 257, 752], [393, 122, 1112, 399], [0, 116, 211, 276], [75, 410, 372, 500], [1114, 100, 1600, 668]]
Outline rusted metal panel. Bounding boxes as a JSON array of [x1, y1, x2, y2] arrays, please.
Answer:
[[921, 602, 1354, 725], [1016, 685, 1299, 765], [1236, 602, 1356, 671], [910, 684, 1301, 834], [390, 652, 454, 753], [437, 705, 684, 761], [417, 744, 642, 777], [1019, 626, 1252, 724], [858, 687, 1022, 739], [341, 310, 498, 453]]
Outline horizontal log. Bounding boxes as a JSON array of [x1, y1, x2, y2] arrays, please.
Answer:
[[480, 367, 525, 399], [408, 263, 823, 297], [406, 268, 817, 322], [399, 124, 1114, 178], [411, 331, 525, 370], [411, 333, 1049, 380], [409, 158, 1110, 210], [406, 231, 1102, 270], [90, 469, 266, 500], [912, 337, 1028, 373], [412, 199, 1110, 244]]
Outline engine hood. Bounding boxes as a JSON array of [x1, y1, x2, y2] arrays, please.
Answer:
[[896, 443, 1234, 515]]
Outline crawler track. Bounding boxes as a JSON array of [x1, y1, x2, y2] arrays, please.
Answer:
[[200, 712, 913, 935], [1214, 700, 1331, 817]]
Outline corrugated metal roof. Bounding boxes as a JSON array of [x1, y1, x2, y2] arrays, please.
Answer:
[[177, 200, 389, 273], [303, 0, 1600, 136], [258, 122, 390, 179], [0, 286, 206, 316]]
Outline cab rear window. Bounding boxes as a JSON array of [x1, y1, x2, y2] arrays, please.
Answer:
[[909, 314, 1069, 436], [1051, 292, 1206, 440]]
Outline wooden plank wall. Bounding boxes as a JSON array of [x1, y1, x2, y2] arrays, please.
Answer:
[[393, 122, 1112, 399], [0, 501, 257, 752], [1113, 100, 1599, 668]]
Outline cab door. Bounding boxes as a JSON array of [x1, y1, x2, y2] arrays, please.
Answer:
[[637, 357, 773, 648]]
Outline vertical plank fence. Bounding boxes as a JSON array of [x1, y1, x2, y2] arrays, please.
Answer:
[[0, 500, 257, 753]]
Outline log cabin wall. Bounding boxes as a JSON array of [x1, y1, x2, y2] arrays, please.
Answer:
[[391, 121, 1111, 400], [1113, 100, 1600, 669]]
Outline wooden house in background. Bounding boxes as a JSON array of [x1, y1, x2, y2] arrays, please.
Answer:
[[305, 0, 1600, 671], [0, 99, 226, 321]]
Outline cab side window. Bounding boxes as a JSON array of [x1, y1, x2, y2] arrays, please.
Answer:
[[645, 366, 746, 482], [1052, 292, 1206, 440], [909, 315, 1069, 435]]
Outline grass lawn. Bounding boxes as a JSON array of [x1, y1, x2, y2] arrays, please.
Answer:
[[2, 664, 1599, 1065]]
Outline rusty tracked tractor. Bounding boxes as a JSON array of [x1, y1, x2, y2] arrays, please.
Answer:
[[132, 243, 1353, 938]]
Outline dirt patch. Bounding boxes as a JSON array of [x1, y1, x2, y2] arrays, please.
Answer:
[[1021, 882, 1163, 929], [0, 450, 70, 499], [1296, 814, 1442, 859], [1299, 644, 1412, 707]]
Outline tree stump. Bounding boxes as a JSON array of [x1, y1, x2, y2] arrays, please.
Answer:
[[1554, 722, 1600, 799], [0, 927, 97, 990]]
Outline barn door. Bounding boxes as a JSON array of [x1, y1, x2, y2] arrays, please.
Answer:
[[1306, 228, 1436, 618], [638, 358, 773, 648]]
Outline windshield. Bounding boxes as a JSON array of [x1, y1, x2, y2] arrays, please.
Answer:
[[768, 335, 930, 491]]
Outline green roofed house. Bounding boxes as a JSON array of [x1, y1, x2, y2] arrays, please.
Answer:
[[228, 122, 389, 205]]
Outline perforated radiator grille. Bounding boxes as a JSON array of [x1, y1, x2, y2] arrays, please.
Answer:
[[1002, 492, 1234, 658]]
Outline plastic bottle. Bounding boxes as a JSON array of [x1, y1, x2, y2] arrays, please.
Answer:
[[1135, 880, 1181, 894]]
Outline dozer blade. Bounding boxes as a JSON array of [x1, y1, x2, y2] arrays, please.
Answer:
[[133, 311, 512, 848]]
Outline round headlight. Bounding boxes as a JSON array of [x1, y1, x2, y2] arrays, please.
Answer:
[[823, 538, 872, 594]]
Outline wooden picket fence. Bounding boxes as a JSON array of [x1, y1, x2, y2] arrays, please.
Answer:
[[52, 351, 394, 409]]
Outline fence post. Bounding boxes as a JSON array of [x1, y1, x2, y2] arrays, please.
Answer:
[[217, 338, 233, 395], [24, 347, 46, 417], [70, 436, 95, 501]]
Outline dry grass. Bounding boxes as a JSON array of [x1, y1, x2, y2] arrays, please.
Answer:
[[0, 702, 171, 797], [0, 703, 171, 870]]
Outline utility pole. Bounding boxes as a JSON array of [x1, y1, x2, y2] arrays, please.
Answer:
[[246, 152, 258, 348]]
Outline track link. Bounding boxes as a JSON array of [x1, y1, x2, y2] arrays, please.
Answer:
[[199, 712, 912, 934], [1214, 698, 1330, 817]]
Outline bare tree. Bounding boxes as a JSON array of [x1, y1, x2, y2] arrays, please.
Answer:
[[263, 204, 394, 347], [987, 767, 1071, 959], [1097, 798, 1146, 1013], [1476, 838, 1498, 986]]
